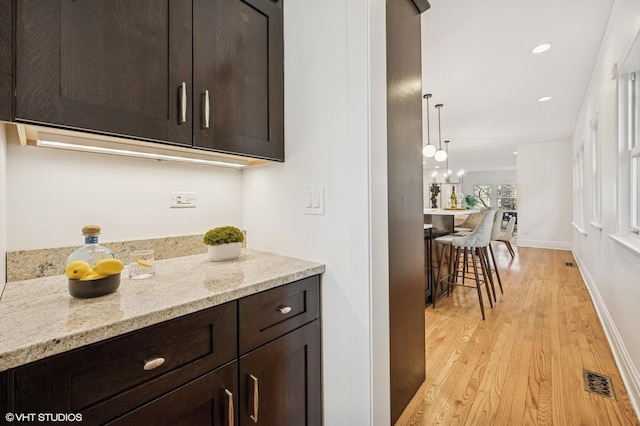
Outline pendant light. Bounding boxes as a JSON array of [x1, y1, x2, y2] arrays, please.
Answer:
[[422, 94, 436, 157], [434, 103, 448, 162]]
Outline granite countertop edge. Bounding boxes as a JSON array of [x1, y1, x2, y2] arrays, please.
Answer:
[[0, 249, 325, 372]]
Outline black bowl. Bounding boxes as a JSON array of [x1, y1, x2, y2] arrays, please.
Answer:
[[68, 273, 121, 299]]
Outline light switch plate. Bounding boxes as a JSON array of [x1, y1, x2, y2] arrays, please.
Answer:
[[170, 191, 197, 208], [303, 186, 324, 215]]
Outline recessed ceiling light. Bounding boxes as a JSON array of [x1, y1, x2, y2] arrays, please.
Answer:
[[532, 43, 552, 54], [538, 96, 553, 102], [513, 151, 518, 155]]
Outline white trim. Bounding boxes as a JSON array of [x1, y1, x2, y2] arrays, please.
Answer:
[[516, 239, 572, 251], [609, 233, 640, 257], [572, 222, 588, 235], [588, 221, 604, 230], [573, 249, 640, 420]]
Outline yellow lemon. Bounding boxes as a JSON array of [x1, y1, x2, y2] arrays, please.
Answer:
[[93, 258, 125, 276], [65, 261, 91, 280], [79, 270, 106, 281], [136, 259, 153, 268]]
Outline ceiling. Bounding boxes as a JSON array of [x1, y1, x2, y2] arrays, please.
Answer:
[[420, 0, 615, 173]]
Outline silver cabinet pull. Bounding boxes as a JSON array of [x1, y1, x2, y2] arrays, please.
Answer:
[[278, 306, 292, 314], [143, 357, 165, 371], [179, 82, 187, 124], [203, 89, 210, 129], [249, 374, 259, 423], [225, 389, 234, 426]]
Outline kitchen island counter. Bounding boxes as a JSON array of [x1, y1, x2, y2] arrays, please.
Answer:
[[0, 249, 325, 371]]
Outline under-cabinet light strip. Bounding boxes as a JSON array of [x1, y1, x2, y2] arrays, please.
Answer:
[[37, 140, 246, 169]]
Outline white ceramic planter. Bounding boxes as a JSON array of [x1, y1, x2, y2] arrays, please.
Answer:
[[207, 242, 242, 262]]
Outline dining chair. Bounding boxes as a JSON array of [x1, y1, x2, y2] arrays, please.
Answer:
[[494, 216, 516, 257]]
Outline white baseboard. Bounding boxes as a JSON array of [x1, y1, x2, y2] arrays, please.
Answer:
[[573, 249, 640, 419], [515, 239, 572, 251]]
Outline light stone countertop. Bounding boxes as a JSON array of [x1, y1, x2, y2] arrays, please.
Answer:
[[0, 248, 325, 372]]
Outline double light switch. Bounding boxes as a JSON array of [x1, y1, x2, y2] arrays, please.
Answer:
[[303, 185, 324, 215]]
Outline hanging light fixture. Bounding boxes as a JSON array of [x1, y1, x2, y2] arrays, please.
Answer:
[[442, 140, 464, 183], [422, 94, 436, 157], [434, 103, 448, 162]]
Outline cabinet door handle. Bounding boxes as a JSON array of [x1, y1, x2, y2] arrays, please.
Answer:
[[143, 357, 165, 371], [249, 374, 259, 423], [225, 388, 234, 426], [179, 82, 187, 124], [203, 89, 210, 129], [278, 305, 292, 314]]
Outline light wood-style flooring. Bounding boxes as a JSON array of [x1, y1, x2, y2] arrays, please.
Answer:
[[396, 246, 639, 425]]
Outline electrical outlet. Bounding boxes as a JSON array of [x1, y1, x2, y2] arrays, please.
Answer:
[[170, 191, 197, 208]]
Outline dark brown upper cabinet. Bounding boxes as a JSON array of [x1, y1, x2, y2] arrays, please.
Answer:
[[194, 0, 284, 160], [11, 0, 284, 161], [15, 1, 194, 147]]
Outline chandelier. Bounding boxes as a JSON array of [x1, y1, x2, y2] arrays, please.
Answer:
[[430, 140, 464, 184]]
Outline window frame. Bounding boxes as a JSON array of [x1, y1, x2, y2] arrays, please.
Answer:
[[590, 114, 602, 225], [473, 184, 493, 208], [573, 145, 585, 233], [615, 31, 640, 244], [496, 184, 517, 211], [622, 71, 640, 236]]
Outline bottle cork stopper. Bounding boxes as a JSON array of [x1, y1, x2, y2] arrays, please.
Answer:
[[81, 225, 101, 235]]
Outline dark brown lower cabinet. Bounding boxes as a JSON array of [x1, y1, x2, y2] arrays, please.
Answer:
[[3, 276, 322, 425], [239, 320, 321, 426], [107, 361, 237, 426]]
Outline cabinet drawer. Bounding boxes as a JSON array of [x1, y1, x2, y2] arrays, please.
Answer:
[[239, 276, 320, 354], [13, 302, 237, 413]]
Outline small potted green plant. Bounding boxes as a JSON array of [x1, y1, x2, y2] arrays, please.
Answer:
[[465, 195, 478, 209], [203, 226, 245, 261]]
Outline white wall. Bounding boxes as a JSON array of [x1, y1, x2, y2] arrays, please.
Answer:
[[571, 0, 640, 415], [0, 124, 7, 294], [517, 139, 573, 249], [242, 0, 388, 424], [4, 130, 243, 250]]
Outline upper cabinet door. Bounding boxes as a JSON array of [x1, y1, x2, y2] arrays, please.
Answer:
[[15, 0, 193, 146], [193, 0, 284, 161]]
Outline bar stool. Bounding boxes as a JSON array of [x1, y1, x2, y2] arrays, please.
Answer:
[[433, 234, 457, 301], [434, 210, 497, 319]]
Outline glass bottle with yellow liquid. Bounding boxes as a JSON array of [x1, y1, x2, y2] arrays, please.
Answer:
[[450, 186, 458, 209]]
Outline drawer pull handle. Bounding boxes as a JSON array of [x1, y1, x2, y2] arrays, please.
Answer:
[[143, 357, 165, 371], [249, 374, 259, 423], [179, 82, 187, 124], [225, 388, 234, 426], [278, 306, 292, 314]]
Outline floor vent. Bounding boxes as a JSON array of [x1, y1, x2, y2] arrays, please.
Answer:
[[583, 369, 616, 400], [565, 261, 576, 267]]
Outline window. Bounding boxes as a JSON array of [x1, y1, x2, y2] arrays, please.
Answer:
[[591, 116, 601, 224], [614, 35, 640, 246], [573, 146, 585, 230], [474, 185, 492, 208], [497, 184, 517, 210], [624, 71, 640, 234]]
